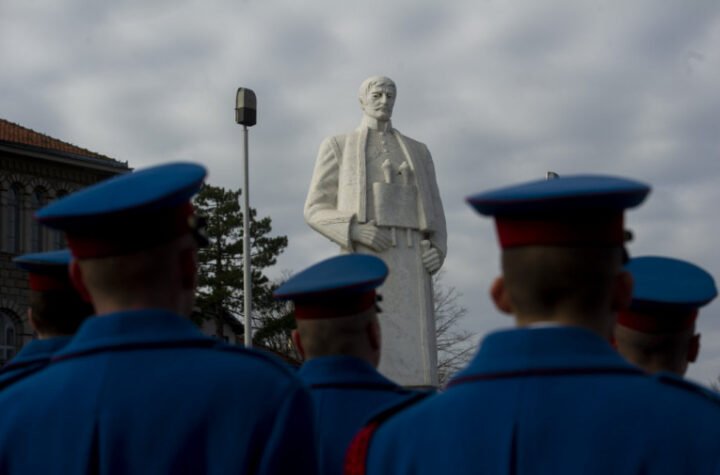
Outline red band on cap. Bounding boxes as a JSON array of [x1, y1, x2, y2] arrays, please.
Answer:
[[294, 292, 376, 320], [28, 273, 73, 292], [617, 309, 698, 333], [496, 213, 625, 248], [67, 203, 195, 259]]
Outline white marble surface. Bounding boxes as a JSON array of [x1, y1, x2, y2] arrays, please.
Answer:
[[304, 76, 447, 386]]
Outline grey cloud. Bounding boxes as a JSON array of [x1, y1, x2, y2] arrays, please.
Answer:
[[4, 0, 720, 383]]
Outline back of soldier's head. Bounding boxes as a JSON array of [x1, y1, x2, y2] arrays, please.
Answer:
[[295, 308, 378, 359], [502, 245, 624, 318], [29, 289, 93, 336], [614, 256, 716, 375], [467, 175, 650, 326], [615, 324, 696, 375], [76, 239, 191, 306], [275, 254, 388, 364], [14, 250, 93, 338]]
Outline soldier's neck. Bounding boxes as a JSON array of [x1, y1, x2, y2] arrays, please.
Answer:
[[361, 116, 393, 132], [515, 312, 614, 339]]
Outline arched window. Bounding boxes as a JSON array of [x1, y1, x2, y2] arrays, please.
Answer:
[[7, 183, 23, 253], [30, 187, 48, 252], [0, 309, 19, 365], [53, 190, 68, 249]]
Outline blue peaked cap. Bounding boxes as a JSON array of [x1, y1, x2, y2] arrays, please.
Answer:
[[627, 256, 717, 311], [13, 249, 74, 291], [275, 254, 388, 302], [36, 162, 206, 232], [465, 175, 650, 248], [466, 175, 650, 216], [35, 162, 207, 258], [13, 249, 72, 274]]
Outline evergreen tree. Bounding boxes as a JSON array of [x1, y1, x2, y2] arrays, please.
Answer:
[[192, 184, 289, 347]]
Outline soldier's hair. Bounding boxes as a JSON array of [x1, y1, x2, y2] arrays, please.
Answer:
[[358, 76, 396, 102], [501, 246, 624, 318], [29, 289, 93, 336], [296, 309, 377, 358], [78, 236, 191, 307]]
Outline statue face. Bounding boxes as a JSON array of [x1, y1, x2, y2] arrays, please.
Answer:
[[361, 84, 396, 121]]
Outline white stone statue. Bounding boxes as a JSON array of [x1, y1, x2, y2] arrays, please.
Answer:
[[304, 76, 447, 387]]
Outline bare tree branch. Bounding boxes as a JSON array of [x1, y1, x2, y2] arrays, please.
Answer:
[[434, 271, 478, 386]]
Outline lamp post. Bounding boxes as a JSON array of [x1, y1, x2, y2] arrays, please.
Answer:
[[235, 87, 257, 347]]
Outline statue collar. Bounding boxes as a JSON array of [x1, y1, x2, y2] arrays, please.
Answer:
[[361, 117, 393, 132]]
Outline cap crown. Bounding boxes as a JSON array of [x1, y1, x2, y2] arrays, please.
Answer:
[[628, 256, 717, 311], [34, 162, 207, 258], [274, 254, 388, 302], [467, 175, 650, 217], [36, 162, 206, 233], [13, 249, 73, 291], [13, 249, 72, 274], [466, 175, 651, 248]]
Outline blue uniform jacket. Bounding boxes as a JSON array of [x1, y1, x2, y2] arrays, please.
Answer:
[[363, 326, 720, 474], [0, 309, 317, 475], [0, 336, 71, 390], [299, 355, 422, 475]]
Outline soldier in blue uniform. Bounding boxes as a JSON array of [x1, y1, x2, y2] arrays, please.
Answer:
[[0, 249, 93, 390], [614, 256, 717, 376], [274, 254, 427, 475], [348, 175, 720, 475], [0, 162, 317, 474]]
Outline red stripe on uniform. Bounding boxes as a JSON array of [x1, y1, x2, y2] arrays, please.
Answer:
[[344, 421, 380, 475]]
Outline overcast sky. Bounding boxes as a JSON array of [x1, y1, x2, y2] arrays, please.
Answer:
[[3, 0, 720, 386]]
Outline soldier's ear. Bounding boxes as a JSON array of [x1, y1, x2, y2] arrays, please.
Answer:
[[688, 333, 700, 363], [490, 276, 513, 315], [27, 307, 38, 333], [612, 271, 634, 312], [367, 319, 381, 350], [69, 259, 93, 303], [291, 329, 306, 360]]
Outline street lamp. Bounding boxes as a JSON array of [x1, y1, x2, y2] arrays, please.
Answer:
[[235, 87, 257, 347]]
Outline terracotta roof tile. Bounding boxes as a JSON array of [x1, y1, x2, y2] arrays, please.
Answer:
[[0, 118, 115, 161]]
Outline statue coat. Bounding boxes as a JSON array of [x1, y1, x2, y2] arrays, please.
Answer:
[[305, 126, 447, 387]]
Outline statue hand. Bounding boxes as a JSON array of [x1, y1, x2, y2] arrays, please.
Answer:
[[350, 221, 393, 252], [421, 242, 442, 274]]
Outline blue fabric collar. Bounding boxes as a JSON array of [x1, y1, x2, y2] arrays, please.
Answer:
[[452, 326, 639, 383], [53, 309, 212, 360], [5, 336, 72, 365], [298, 355, 399, 388]]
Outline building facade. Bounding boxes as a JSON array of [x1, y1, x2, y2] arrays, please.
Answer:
[[0, 118, 130, 364]]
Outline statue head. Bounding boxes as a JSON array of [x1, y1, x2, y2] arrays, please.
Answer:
[[358, 76, 396, 122]]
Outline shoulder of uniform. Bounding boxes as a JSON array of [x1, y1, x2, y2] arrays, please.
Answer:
[[0, 357, 47, 376], [394, 386, 431, 396], [0, 364, 45, 391], [344, 390, 432, 475], [654, 371, 720, 406], [213, 342, 299, 379], [373, 389, 433, 422], [396, 387, 437, 400]]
